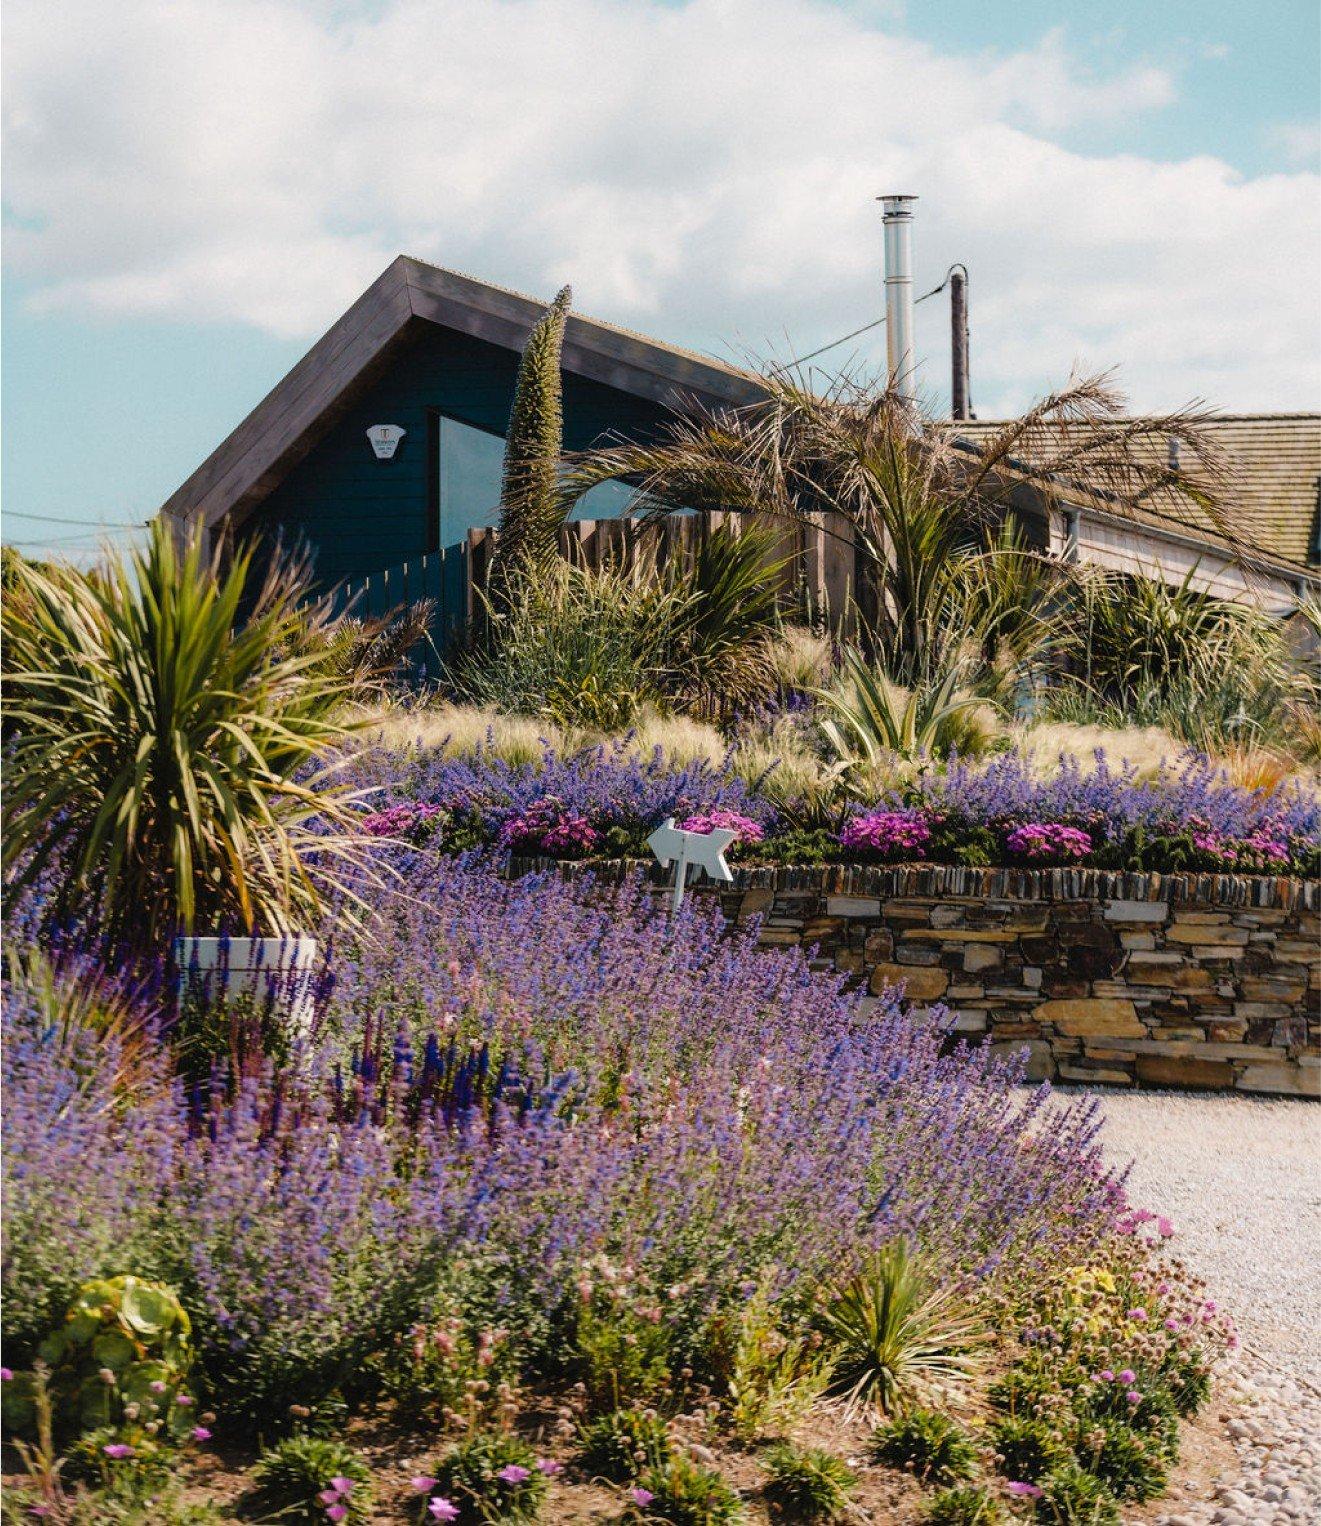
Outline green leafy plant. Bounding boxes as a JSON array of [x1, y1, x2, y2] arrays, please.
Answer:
[[816, 647, 993, 764], [578, 1407, 673, 1482], [762, 1441, 855, 1521], [921, 1485, 1004, 1525], [574, 1279, 674, 1414], [630, 1453, 747, 1524], [430, 1431, 549, 1523], [1, 521, 371, 949], [989, 1415, 1070, 1483], [7, 1277, 195, 1446], [870, 1407, 979, 1484], [251, 1434, 373, 1524], [1033, 1461, 1119, 1524], [379, 1311, 517, 1427], [816, 1240, 986, 1417], [1076, 1419, 1168, 1502], [726, 1275, 834, 1444]]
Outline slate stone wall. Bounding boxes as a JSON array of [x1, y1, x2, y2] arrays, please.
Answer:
[[515, 860, 1320, 1097]]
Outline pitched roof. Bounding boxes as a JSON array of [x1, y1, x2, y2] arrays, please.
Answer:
[[952, 414, 1321, 570], [161, 256, 764, 533]]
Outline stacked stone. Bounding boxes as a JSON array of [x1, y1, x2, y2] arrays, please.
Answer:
[[519, 859, 1319, 1097]]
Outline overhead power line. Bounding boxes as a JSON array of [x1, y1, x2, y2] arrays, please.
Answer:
[[770, 268, 962, 375], [2, 510, 150, 529]]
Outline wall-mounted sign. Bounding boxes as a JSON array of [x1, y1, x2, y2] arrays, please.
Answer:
[[367, 424, 406, 459]]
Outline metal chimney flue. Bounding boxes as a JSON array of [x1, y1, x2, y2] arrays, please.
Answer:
[[880, 194, 918, 400], [949, 264, 970, 420]]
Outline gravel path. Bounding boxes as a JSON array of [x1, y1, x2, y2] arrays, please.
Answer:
[[1083, 1090, 1321, 1524]]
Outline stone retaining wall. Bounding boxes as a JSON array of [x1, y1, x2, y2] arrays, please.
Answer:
[[515, 860, 1320, 1096]]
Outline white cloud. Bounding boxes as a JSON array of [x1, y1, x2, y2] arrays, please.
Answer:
[[3, 0, 1318, 412], [1266, 120, 1321, 170]]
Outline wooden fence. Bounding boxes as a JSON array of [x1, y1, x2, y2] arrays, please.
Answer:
[[328, 510, 863, 655]]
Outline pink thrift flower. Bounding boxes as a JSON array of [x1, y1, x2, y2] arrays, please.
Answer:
[[102, 1443, 135, 1459], [1118, 1369, 1136, 1384], [428, 1501, 460, 1522], [1126, 1389, 1142, 1405], [175, 1393, 195, 1406], [325, 1509, 348, 1524], [631, 1487, 655, 1507], [1127, 1307, 1148, 1321], [0, 1367, 14, 1381], [1099, 1368, 1116, 1382], [318, 1491, 343, 1506], [411, 1476, 438, 1493], [1156, 1281, 1170, 1295], [149, 1380, 167, 1394], [1006, 1482, 1044, 1498], [536, 1458, 563, 1475], [1158, 1216, 1174, 1237], [329, 1478, 355, 1495], [497, 1465, 530, 1485], [191, 1426, 212, 1442]]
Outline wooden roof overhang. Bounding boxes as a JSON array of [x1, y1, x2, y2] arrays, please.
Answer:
[[160, 256, 766, 538]]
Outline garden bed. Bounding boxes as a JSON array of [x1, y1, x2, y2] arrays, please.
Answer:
[[509, 857, 1321, 1097]]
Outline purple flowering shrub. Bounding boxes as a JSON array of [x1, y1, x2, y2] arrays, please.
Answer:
[[5, 860, 1132, 1438], [1, 1003, 178, 1363], [342, 736, 773, 862]]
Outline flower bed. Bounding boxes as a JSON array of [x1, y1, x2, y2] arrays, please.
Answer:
[[3, 852, 1252, 1518], [350, 741, 1321, 879]]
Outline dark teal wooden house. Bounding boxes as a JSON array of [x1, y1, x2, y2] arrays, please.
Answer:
[[160, 258, 762, 638]]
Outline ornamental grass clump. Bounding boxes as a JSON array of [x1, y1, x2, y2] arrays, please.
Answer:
[[428, 1431, 549, 1523]]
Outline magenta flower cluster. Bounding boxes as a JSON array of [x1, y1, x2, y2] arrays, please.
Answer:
[[677, 809, 766, 844], [1004, 821, 1093, 863], [838, 809, 932, 860], [497, 796, 599, 857], [359, 801, 446, 838], [1190, 825, 1291, 870]]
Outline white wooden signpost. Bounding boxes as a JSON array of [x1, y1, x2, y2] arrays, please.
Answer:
[[646, 817, 736, 912]]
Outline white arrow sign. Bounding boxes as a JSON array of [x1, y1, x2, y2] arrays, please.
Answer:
[[646, 817, 737, 912]]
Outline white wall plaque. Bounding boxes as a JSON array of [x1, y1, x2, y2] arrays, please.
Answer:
[[367, 424, 406, 459]]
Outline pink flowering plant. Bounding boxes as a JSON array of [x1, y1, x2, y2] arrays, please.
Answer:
[[838, 808, 932, 862], [426, 1431, 549, 1523], [1003, 821, 1093, 865]]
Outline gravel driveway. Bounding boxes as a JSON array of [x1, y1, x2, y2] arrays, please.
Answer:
[[1077, 1088, 1321, 1523]]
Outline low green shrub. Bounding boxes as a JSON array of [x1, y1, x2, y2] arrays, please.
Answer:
[[870, 1407, 979, 1484], [1077, 1419, 1168, 1503], [577, 1407, 672, 1482], [574, 1274, 674, 1414], [921, 1485, 1004, 1524], [762, 1441, 855, 1521], [250, 1435, 373, 1524], [1163, 1350, 1212, 1417], [430, 1431, 549, 1523], [1033, 1461, 1119, 1524], [989, 1415, 1069, 1483], [630, 1454, 747, 1524]]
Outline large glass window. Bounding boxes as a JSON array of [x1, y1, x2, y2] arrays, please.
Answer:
[[435, 414, 642, 549]]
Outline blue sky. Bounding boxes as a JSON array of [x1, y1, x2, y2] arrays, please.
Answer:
[[3, 0, 1319, 558]]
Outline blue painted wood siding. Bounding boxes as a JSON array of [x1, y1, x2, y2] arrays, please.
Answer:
[[250, 322, 675, 594]]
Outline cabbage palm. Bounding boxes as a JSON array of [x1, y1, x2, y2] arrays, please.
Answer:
[[2, 522, 371, 951], [564, 370, 1232, 693]]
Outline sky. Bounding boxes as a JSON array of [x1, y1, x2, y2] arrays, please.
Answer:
[[3, 0, 1319, 558]]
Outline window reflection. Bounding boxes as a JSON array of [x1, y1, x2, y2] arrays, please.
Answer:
[[437, 414, 642, 548]]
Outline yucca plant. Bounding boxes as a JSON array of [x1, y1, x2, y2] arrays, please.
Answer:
[[2, 521, 372, 952], [816, 1240, 987, 1418], [816, 647, 995, 763]]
